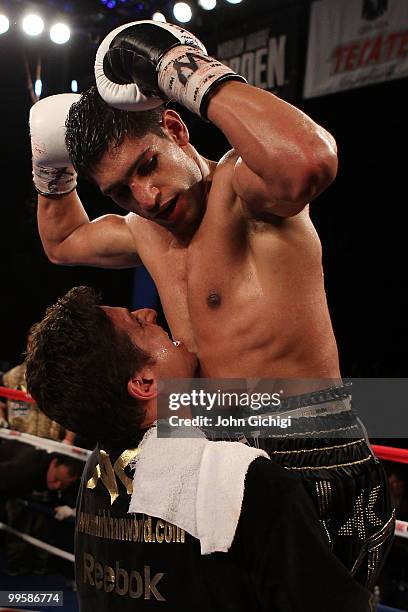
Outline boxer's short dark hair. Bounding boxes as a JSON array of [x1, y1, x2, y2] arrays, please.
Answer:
[[26, 286, 152, 450], [65, 86, 165, 179]]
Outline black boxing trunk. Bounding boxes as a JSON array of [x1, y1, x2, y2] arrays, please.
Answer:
[[234, 386, 395, 591]]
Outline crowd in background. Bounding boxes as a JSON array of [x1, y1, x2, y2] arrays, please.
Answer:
[[0, 339, 84, 580]]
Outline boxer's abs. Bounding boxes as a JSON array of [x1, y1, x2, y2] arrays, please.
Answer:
[[153, 241, 340, 379]]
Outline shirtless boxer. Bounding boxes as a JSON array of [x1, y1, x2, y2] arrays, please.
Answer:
[[30, 21, 393, 588], [25, 286, 371, 611]]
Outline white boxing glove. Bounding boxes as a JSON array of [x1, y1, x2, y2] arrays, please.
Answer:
[[95, 21, 246, 118], [30, 93, 80, 196]]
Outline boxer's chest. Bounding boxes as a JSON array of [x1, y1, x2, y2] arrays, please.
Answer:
[[151, 203, 263, 362]]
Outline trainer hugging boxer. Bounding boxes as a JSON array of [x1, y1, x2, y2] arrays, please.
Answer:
[[30, 20, 394, 589]]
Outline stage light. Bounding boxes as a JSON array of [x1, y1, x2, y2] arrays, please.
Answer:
[[22, 14, 44, 36], [226, 0, 242, 3], [198, 0, 216, 9], [106, 0, 117, 7], [71, 79, 78, 93], [173, 2, 192, 23], [50, 23, 70, 44], [35, 79, 42, 97], [152, 11, 166, 22], [0, 15, 10, 34]]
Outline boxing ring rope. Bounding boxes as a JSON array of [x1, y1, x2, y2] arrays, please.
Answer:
[[0, 386, 35, 404], [0, 428, 90, 461], [0, 522, 74, 563], [0, 386, 89, 564], [1, 386, 408, 556], [372, 444, 408, 465]]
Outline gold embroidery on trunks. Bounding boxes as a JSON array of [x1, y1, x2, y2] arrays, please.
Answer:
[[286, 455, 372, 471], [265, 424, 360, 438], [320, 519, 332, 548], [269, 438, 365, 455], [315, 480, 333, 517], [338, 486, 383, 540], [349, 510, 395, 585]]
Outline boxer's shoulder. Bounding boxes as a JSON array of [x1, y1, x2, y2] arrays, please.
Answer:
[[209, 149, 241, 202], [217, 148, 239, 168]]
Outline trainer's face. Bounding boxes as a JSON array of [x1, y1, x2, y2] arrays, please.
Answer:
[[46, 459, 78, 491], [93, 112, 206, 236], [101, 306, 197, 378]]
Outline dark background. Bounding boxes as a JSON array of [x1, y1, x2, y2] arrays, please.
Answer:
[[0, 0, 406, 376]]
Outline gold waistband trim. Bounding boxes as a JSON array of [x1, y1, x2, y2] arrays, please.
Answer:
[[269, 438, 366, 455], [261, 424, 361, 438], [284, 455, 373, 471]]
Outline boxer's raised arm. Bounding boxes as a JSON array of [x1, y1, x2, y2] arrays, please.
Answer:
[[93, 21, 337, 219], [31, 94, 140, 268], [206, 82, 338, 218], [38, 192, 140, 268]]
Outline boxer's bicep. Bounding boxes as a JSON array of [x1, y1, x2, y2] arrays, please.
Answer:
[[38, 191, 141, 268], [55, 215, 141, 268], [41, 211, 140, 269]]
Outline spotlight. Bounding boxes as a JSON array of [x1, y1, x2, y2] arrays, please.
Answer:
[[152, 12, 166, 22], [50, 23, 71, 44], [198, 0, 216, 9], [71, 79, 78, 93], [35, 79, 42, 97], [226, 0, 242, 3], [22, 14, 44, 36], [173, 2, 192, 23], [0, 14, 10, 34], [106, 0, 117, 7]]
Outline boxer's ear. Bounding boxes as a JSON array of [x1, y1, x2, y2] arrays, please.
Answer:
[[127, 366, 157, 401], [162, 109, 189, 146]]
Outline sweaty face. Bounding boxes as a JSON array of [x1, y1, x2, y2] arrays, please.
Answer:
[[92, 132, 205, 236], [46, 460, 77, 491], [101, 306, 197, 379]]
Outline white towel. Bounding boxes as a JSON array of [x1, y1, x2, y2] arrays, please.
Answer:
[[128, 426, 269, 554]]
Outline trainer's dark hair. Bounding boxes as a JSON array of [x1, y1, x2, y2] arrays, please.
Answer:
[[26, 286, 152, 450], [65, 86, 165, 178]]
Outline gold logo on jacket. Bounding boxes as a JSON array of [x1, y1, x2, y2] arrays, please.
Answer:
[[87, 448, 139, 505], [77, 511, 185, 544], [83, 552, 165, 601]]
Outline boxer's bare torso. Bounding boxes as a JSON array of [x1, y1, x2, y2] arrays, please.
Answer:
[[39, 152, 339, 380], [38, 82, 340, 380], [126, 155, 338, 379]]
